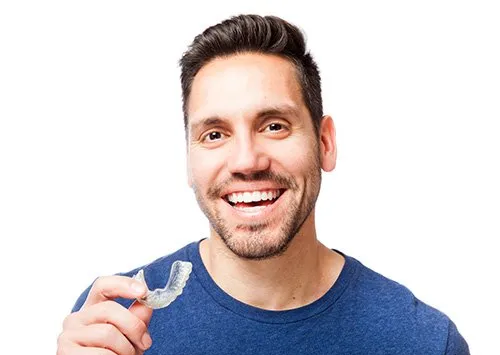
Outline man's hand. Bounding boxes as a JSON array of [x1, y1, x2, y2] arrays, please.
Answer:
[[57, 275, 154, 355]]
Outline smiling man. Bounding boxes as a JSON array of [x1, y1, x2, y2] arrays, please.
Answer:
[[188, 53, 332, 263], [58, 14, 469, 355]]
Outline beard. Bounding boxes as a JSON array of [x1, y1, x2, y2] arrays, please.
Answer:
[[192, 156, 322, 260]]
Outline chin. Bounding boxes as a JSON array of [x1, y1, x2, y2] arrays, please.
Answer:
[[219, 224, 297, 260]]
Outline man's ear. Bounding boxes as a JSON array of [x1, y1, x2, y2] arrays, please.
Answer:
[[319, 115, 337, 171]]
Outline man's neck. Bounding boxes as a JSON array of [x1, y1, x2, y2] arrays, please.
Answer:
[[198, 217, 345, 311]]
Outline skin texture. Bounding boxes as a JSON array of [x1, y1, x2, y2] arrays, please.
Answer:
[[187, 53, 344, 310]]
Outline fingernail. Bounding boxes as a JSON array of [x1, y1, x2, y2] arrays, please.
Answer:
[[142, 332, 152, 349], [132, 282, 146, 296]]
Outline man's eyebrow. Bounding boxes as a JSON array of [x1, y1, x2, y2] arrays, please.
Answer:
[[189, 117, 226, 136], [189, 104, 300, 134], [256, 104, 300, 119]]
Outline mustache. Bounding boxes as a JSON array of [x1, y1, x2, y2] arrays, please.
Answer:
[[207, 171, 298, 199]]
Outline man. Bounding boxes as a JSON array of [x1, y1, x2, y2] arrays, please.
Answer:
[[57, 14, 469, 354]]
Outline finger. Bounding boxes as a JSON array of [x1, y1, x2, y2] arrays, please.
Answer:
[[129, 301, 153, 350], [129, 301, 154, 327], [83, 275, 147, 308], [57, 337, 118, 355], [73, 301, 151, 351], [64, 323, 136, 355]]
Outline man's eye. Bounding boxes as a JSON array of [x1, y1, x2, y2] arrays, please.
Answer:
[[203, 131, 224, 142], [266, 123, 284, 132]]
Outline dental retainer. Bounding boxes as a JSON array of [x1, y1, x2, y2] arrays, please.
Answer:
[[132, 260, 192, 309]]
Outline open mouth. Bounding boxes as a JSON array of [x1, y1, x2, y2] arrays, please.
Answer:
[[223, 189, 286, 211]]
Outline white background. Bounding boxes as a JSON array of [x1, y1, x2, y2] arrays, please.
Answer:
[[1, 1, 499, 354]]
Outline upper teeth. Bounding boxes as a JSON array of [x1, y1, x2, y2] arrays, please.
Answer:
[[227, 190, 282, 203]]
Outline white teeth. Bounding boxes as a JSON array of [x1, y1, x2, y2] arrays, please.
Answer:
[[234, 205, 267, 213], [226, 189, 282, 204]]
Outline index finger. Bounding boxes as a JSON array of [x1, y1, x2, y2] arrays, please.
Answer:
[[83, 275, 147, 308]]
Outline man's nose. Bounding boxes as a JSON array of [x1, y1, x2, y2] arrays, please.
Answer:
[[226, 135, 270, 175]]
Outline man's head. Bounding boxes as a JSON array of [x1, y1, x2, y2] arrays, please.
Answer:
[[180, 14, 323, 137], [179, 14, 336, 260]]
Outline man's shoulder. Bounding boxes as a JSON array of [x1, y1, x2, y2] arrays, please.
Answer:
[[70, 241, 197, 313], [342, 254, 469, 353], [347, 254, 449, 323]]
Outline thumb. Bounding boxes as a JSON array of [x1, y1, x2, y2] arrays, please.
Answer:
[[129, 300, 154, 327]]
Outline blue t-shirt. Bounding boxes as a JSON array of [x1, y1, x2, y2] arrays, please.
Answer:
[[72, 240, 469, 354]]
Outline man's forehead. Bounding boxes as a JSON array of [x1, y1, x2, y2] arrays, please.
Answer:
[[188, 54, 302, 110]]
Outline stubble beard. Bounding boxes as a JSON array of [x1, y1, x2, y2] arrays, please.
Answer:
[[193, 163, 322, 261]]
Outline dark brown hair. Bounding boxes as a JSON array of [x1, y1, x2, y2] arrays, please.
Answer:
[[179, 14, 323, 135]]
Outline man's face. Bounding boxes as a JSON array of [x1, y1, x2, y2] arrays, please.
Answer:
[[186, 53, 334, 260]]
